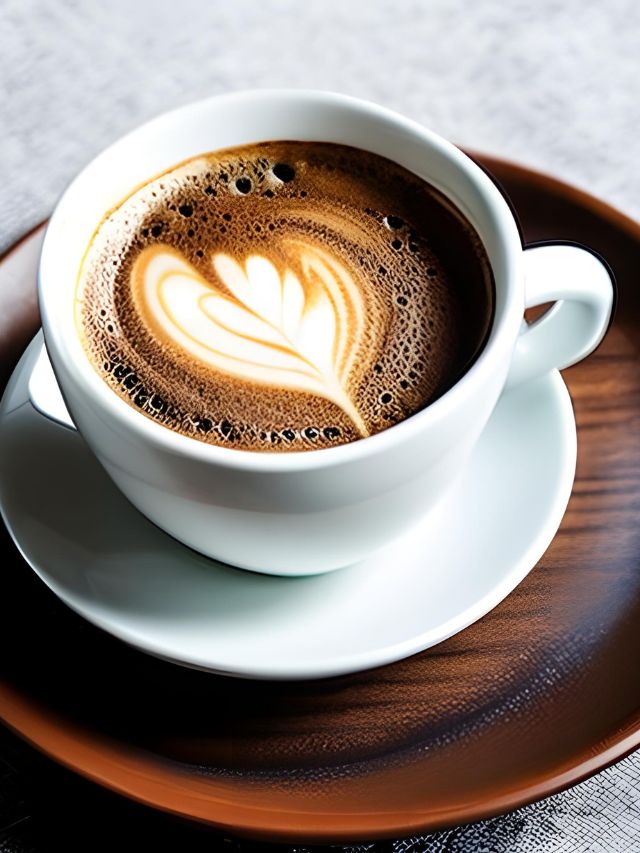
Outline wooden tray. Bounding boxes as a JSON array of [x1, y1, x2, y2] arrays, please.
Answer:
[[1, 154, 639, 844]]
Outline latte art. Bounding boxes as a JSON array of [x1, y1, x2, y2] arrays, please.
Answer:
[[132, 242, 370, 434], [77, 142, 493, 451]]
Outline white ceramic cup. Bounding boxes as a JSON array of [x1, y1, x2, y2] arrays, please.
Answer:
[[37, 90, 614, 576]]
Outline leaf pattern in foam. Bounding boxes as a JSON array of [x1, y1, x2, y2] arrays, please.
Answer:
[[131, 243, 368, 435]]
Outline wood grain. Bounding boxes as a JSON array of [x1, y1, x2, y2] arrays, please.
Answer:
[[0, 155, 639, 842]]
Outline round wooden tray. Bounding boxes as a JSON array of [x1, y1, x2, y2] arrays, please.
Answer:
[[1, 154, 639, 844]]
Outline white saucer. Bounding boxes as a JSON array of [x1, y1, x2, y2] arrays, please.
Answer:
[[0, 335, 577, 680]]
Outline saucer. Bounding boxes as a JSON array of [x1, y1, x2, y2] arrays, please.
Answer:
[[0, 332, 576, 680]]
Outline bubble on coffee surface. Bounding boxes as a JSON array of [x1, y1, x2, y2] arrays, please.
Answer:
[[76, 142, 493, 451]]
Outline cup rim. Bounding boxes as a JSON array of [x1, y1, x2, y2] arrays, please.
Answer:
[[39, 88, 523, 472]]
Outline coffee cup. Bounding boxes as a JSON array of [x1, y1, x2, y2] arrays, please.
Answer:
[[36, 90, 613, 575]]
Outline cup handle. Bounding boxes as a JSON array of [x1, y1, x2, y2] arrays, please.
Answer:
[[506, 243, 614, 388], [28, 336, 77, 430]]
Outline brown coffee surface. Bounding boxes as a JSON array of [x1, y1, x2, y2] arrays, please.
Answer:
[[76, 142, 494, 451]]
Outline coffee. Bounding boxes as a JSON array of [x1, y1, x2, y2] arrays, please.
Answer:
[[76, 142, 494, 452]]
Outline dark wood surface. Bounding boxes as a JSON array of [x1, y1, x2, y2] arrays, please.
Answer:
[[1, 154, 639, 845]]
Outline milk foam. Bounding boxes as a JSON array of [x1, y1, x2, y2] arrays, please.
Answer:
[[131, 241, 369, 434], [76, 142, 493, 451]]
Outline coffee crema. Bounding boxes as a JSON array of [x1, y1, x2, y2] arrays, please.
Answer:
[[76, 142, 494, 451]]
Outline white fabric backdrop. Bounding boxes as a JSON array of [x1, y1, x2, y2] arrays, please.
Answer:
[[1, 1, 640, 849], [2, 0, 640, 254]]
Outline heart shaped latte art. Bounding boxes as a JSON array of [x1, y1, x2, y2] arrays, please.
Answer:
[[131, 241, 369, 435]]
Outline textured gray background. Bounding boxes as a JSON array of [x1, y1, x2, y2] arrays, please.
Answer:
[[1, 0, 640, 850]]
